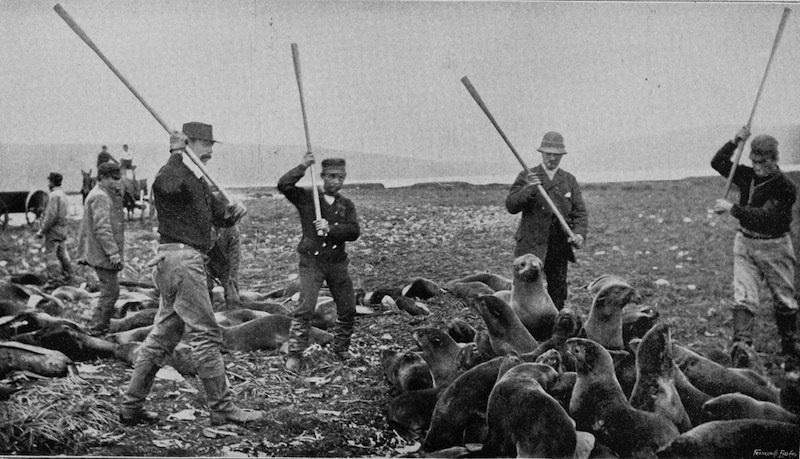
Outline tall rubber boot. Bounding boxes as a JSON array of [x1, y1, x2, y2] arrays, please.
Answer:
[[331, 320, 354, 360], [202, 374, 264, 425], [730, 306, 756, 368], [776, 310, 800, 358], [120, 361, 160, 425]]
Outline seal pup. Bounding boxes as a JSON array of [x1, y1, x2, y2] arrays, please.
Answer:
[[622, 303, 659, 344], [221, 314, 332, 351], [402, 277, 442, 300], [413, 327, 479, 388], [525, 306, 583, 371], [13, 323, 117, 361], [701, 392, 799, 424], [381, 348, 434, 394], [475, 295, 538, 355], [672, 344, 780, 403], [446, 318, 477, 343], [496, 253, 558, 341], [445, 281, 497, 308], [673, 364, 713, 427], [386, 386, 441, 440], [423, 356, 508, 452], [629, 323, 692, 432], [483, 362, 573, 458], [566, 337, 679, 457], [109, 308, 158, 332], [582, 275, 637, 350], [657, 419, 800, 459]]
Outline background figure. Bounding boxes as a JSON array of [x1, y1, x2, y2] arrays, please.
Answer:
[[96, 144, 118, 168], [76, 162, 125, 334], [120, 143, 132, 163], [36, 172, 73, 286], [711, 126, 800, 365], [278, 153, 361, 371], [505, 131, 588, 309], [120, 122, 262, 426]]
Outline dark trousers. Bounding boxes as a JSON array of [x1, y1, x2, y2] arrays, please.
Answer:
[[544, 235, 570, 310]]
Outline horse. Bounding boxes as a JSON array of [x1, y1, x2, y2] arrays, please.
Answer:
[[80, 169, 96, 204]]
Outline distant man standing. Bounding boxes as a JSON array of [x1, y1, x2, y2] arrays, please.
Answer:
[[96, 145, 118, 168], [505, 131, 588, 309], [37, 172, 73, 286], [120, 122, 263, 426], [76, 162, 124, 334], [278, 153, 360, 371], [712, 126, 800, 362], [120, 144, 132, 163]]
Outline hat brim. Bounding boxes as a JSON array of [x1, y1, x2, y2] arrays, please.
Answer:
[[537, 147, 567, 155]]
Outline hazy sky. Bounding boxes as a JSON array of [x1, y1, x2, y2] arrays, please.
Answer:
[[2, 0, 799, 164]]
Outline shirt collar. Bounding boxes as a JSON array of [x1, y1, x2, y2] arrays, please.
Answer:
[[540, 164, 559, 179]]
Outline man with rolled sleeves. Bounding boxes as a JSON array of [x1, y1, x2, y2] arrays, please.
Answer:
[[278, 152, 360, 371], [712, 126, 800, 364], [505, 131, 588, 309], [120, 122, 263, 426]]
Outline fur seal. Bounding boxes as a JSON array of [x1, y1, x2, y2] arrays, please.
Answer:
[[386, 386, 441, 440], [445, 281, 497, 308], [402, 277, 442, 300], [497, 253, 558, 341], [395, 296, 431, 316], [446, 318, 477, 343], [483, 362, 574, 457], [50, 285, 95, 302], [475, 294, 538, 355], [413, 327, 479, 388], [13, 324, 117, 361], [566, 337, 679, 457], [622, 303, 659, 344], [657, 419, 800, 459], [423, 356, 507, 452], [0, 341, 72, 377], [0, 310, 82, 339], [221, 315, 333, 351], [113, 341, 198, 377], [109, 308, 158, 333], [240, 300, 290, 315], [381, 349, 434, 394], [583, 275, 637, 350], [525, 306, 583, 371], [672, 344, 780, 404], [214, 308, 271, 327], [448, 272, 513, 292], [701, 392, 799, 424], [629, 323, 692, 432]]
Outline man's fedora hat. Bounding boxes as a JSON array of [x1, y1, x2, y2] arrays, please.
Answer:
[[182, 122, 218, 143], [536, 131, 567, 155]]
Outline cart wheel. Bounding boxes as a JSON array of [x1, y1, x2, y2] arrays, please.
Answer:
[[25, 190, 48, 227], [0, 199, 8, 231]]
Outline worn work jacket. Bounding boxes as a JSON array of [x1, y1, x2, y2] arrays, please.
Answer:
[[40, 187, 69, 242], [77, 183, 125, 270], [711, 140, 796, 237], [278, 164, 360, 263], [506, 165, 588, 262], [152, 153, 235, 253]]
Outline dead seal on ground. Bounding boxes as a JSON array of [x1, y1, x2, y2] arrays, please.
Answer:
[[629, 322, 692, 432], [448, 272, 513, 292], [13, 323, 117, 361], [496, 253, 558, 341], [381, 348, 434, 394], [109, 308, 158, 333], [402, 277, 442, 300], [221, 314, 332, 351], [483, 362, 573, 458], [422, 356, 507, 452], [582, 275, 637, 350], [672, 344, 780, 404], [566, 337, 679, 457], [701, 392, 799, 424], [657, 419, 800, 459], [214, 308, 271, 327], [475, 294, 538, 355], [413, 327, 479, 388]]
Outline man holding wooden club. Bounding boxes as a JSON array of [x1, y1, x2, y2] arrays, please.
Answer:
[[505, 131, 588, 309], [712, 126, 800, 363], [120, 122, 263, 426], [278, 152, 360, 371]]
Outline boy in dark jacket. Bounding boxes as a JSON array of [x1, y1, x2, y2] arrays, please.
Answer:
[[278, 152, 360, 371]]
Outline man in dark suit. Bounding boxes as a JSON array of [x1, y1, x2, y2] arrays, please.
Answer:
[[505, 131, 588, 309]]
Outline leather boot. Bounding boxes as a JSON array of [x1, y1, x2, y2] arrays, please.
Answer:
[[285, 319, 310, 370], [331, 320, 354, 359], [120, 361, 160, 425], [729, 306, 755, 367], [202, 374, 264, 425], [776, 310, 800, 357]]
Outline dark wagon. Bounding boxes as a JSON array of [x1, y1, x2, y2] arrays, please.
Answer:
[[0, 190, 49, 230]]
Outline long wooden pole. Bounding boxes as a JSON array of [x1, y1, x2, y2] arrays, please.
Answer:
[[53, 3, 235, 204], [461, 76, 576, 241], [723, 7, 791, 199], [291, 43, 324, 234]]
